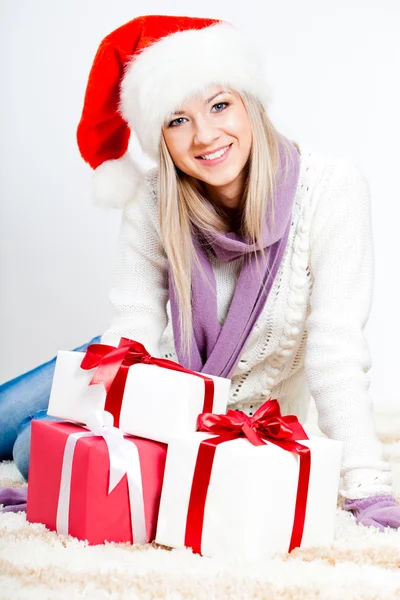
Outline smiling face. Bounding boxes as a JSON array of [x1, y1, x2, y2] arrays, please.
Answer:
[[161, 86, 253, 212]]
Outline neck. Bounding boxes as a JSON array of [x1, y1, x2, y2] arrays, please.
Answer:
[[202, 173, 245, 212], [201, 167, 248, 232], [220, 205, 243, 234]]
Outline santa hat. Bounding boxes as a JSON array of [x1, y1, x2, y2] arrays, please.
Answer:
[[77, 14, 271, 209]]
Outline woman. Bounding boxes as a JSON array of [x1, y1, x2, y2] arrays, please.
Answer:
[[1, 14, 399, 531]]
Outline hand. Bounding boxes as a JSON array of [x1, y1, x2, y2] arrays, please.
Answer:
[[0, 486, 27, 513], [343, 494, 400, 532]]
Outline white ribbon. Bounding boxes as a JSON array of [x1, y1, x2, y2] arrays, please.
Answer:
[[56, 410, 147, 544]]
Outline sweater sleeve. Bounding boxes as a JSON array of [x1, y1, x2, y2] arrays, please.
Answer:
[[304, 159, 392, 500], [100, 170, 169, 358]]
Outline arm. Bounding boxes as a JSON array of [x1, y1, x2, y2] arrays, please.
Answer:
[[304, 159, 392, 500], [101, 169, 169, 358]]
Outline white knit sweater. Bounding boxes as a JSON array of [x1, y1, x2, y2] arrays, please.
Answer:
[[101, 147, 393, 500]]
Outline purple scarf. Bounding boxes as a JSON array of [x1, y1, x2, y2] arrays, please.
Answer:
[[169, 138, 300, 379]]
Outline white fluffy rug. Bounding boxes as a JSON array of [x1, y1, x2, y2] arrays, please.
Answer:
[[1, 404, 400, 600]]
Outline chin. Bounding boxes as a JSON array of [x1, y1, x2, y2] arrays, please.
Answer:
[[199, 170, 240, 186], [199, 175, 237, 187]]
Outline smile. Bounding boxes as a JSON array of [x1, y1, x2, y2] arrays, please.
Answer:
[[195, 144, 233, 166]]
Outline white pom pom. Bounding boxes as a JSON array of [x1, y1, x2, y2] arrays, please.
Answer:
[[90, 153, 148, 209]]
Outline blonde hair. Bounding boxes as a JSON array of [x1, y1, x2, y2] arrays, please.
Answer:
[[158, 90, 297, 361]]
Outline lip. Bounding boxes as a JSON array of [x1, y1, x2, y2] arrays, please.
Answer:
[[195, 143, 233, 166]]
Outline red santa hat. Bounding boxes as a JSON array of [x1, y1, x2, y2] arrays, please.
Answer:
[[77, 14, 271, 208]]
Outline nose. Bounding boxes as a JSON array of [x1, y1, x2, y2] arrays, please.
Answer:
[[192, 115, 220, 148]]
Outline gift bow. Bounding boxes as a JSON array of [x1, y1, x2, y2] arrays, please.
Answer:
[[80, 338, 215, 427], [197, 399, 309, 446], [185, 399, 311, 554], [56, 410, 147, 544]]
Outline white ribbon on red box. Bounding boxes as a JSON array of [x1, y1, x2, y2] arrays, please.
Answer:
[[56, 410, 147, 544]]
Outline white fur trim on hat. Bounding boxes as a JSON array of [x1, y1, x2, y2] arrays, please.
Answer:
[[90, 153, 148, 209], [119, 22, 271, 162]]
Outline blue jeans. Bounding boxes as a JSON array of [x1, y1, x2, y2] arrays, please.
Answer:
[[0, 335, 101, 481]]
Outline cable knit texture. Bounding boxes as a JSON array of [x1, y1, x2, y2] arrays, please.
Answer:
[[101, 147, 393, 500]]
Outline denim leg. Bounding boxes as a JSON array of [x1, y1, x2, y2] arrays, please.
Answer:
[[12, 410, 60, 482], [0, 335, 102, 459]]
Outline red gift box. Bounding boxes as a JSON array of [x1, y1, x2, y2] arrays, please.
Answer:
[[26, 419, 167, 545]]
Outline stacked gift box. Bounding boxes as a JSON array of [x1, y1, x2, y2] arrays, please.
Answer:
[[26, 337, 343, 560]]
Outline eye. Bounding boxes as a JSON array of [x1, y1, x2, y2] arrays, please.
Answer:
[[212, 102, 229, 113], [168, 117, 187, 128]]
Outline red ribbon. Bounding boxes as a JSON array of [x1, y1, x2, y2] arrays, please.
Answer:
[[184, 399, 311, 555], [80, 338, 215, 427]]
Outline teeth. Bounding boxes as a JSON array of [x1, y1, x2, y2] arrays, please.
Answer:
[[199, 145, 230, 160]]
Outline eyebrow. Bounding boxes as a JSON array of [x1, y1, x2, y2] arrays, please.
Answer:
[[171, 91, 231, 116]]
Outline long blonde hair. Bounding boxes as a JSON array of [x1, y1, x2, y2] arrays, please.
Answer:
[[158, 90, 297, 360]]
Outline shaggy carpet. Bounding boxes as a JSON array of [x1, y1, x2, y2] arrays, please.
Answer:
[[1, 404, 400, 600]]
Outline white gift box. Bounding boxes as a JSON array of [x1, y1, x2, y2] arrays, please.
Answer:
[[47, 351, 230, 443], [155, 432, 343, 560]]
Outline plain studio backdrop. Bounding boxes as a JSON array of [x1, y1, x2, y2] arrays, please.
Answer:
[[0, 1, 399, 408]]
